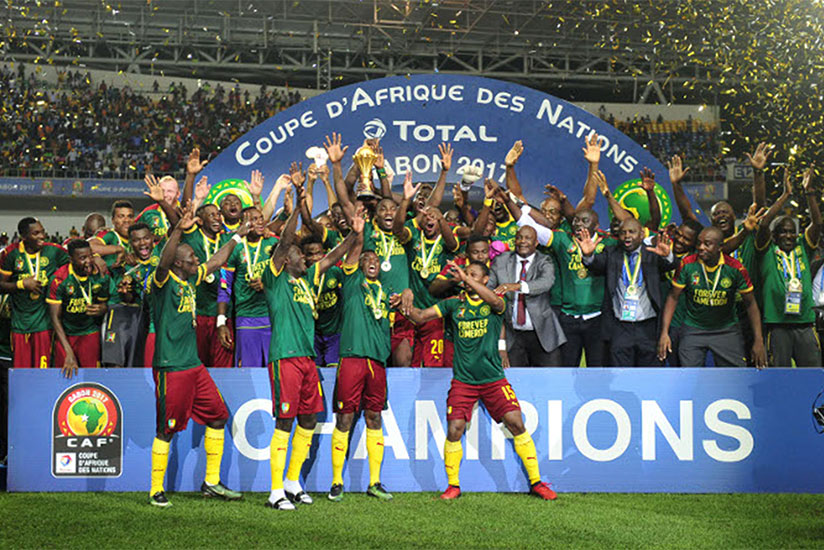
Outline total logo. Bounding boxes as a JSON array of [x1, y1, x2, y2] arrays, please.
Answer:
[[362, 117, 497, 144], [54, 452, 76, 474]]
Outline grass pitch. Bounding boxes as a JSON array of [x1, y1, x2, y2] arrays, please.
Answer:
[[1, 491, 823, 548]]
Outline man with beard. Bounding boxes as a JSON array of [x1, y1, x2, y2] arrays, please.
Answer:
[[218, 205, 280, 367], [47, 239, 110, 375], [0, 217, 69, 368], [300, 234, 343, 369], [261, 174, 359, 511], [658, 226, 766, 367], [755, 167, 822, 367], [576, 219, 677, 367], [103, 222, 159, 368], [393, 172, 459, 367]]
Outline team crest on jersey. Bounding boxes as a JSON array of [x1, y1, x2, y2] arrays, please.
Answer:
[[691, 273, 701, 286], [595, 243, 605, 253], [168, 419, 176, 429], [150, 256, 159, 266], [480, 305, 491, 316], [457, 307, 466, 318], [567, 245, 576, 254], [281, 403, 290, 414], [720, 277, 732, 289], [67, 284, 75, 295], [327, 278, 337, 289], [175, 286, 184, 296], [14, 257, 24, 271], [106, 332, 116, 343], [40, 257, 49, 267]]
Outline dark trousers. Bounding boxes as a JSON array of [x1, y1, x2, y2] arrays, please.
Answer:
[[559, 313, 605, 367], [609, 318, 661, 367], [509, 329, 562, 367], [0, 359, 9, 461]]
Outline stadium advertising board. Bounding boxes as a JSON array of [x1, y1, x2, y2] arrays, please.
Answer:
[[9, 368, 824, 493], [201, 74, 705, 227], [0, 177, 146, 197]]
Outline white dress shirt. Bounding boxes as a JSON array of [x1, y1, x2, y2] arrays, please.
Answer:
[[512, 252, 536, 330]]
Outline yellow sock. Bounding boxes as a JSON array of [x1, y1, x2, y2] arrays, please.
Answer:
[[513, 431, 541, 485], [150, 438, 170, 496], [203, 426, 224, 486], [331, 428, 349, 486], [366, 428, 384, 486], [285, 425, 315, 482], [444, 439, 463, 487], [270, 429, 290, 491]]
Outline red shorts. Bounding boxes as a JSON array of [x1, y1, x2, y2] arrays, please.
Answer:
[[446, 378, 521, 423], [333, 357, 387, 414], [144, 332, 156, 368], [54, 332, 101, 369], [391, 312, 415, 353], [412, 317, 453, 367], [269, 357, 324, 419], [153, 365, 229, 435], [196, 315, 233, 368], [11, 330, 52, 369]]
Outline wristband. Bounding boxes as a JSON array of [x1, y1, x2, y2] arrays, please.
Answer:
[[216, 314, 227, 327], [498, 340, 507, 351], [16, 279, 25, 290], [232, 234, 243, 244], [376, 167, 387, 178], [483, 198, 493, 207]]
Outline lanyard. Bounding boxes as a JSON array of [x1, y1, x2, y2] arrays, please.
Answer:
[[25, 251, 40, 281], [378, 229, 395, 265], [622, 251, 642, 288], [701, 262, 723, 293], [243, 238, 262, 275], [420, 234, 442, 274], [295, 277, 317, 319], [202, 231, 219, 260], [314, 273, 326, 303], [76, 275, 93, 305], [182, 280, 196, 326]]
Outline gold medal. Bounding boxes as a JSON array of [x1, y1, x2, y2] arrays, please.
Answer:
[[626, 284, 638, 297], [420, 267, 430, 278], [373, 309, 383, 320], [381, 260, 392, 272], [788, 277, 803, 292], [576, 267, 588, 279], [205, 273, 215, 284]]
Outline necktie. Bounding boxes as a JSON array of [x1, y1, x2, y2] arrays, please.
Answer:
[[517, 259, 528, 326]]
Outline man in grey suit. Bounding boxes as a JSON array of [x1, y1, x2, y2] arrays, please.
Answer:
[[488, 225, 566, 366]]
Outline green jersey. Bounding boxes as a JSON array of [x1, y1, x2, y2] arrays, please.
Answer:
[[756, 233, 817, 324], [399, 218, 458, 309], [316, 265, 343, 336], [493, 212, 519, 249], [182, 227, 232, 317], [94, 229, 130, 268], [435, 293, 506, 385], [110, 249, 161, 307], [363, 221, 409, 298], [339, 264, 391, 361], [662, 251, 690, 328], [0, 242, 69, 333], [150, 265, 208, 370], [672, 254, 753, 330], [137, 205, 169, 240], [262, 261, 320, 361], [547, 229, 616, 316], [224, 236, 279, 318], [322, 226, 343, 250], [47, 264, 110, 336]]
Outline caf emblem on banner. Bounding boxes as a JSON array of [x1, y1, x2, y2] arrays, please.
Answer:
[[51, 382, 123, 478]]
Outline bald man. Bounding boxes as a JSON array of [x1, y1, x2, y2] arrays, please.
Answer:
[[577, 218, 677, 367], [487, 225, 566, 367]]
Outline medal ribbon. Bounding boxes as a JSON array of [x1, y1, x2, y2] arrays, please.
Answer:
[[779, 249, 801, 286], [243, 238, 262, 278], [25, 250, 40, 282], [622, 251, 642, 289], [294, 277, 317, 318], [314, 273, 326, 303], [420, 234, 442, 275], [76, 275, 93, 305], [701, 262, 723, 293], [364, 280, 384, 318], [378, 229, 395, 266], [202, 230, 219, 261], [183, 280, 197, 326]]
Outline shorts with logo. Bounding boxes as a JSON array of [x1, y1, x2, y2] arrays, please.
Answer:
[[333, 357, 387, 414], [54, 332, 101, 369], [11, 330, 52, 369], [412, 317, 452, 367], [268, 356, 324, 419], [446, 378, 520, 423], [153, 365, 229, 435]]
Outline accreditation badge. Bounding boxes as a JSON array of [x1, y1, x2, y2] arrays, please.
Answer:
[[785, 291, 802, 315]]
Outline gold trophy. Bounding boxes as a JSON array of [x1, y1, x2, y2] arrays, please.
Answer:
[[352, 145, 380, 199]]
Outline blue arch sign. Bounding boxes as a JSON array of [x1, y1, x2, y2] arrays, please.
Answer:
[[201, 74, 698, 226]]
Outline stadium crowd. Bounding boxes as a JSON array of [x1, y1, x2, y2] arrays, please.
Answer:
[[1, 132, 821, 508], [0, 65, 302, 179]]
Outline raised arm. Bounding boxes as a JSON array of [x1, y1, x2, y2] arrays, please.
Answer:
[[745, 142, 771, 209], [373, 143, 402, 203], [504, 141, 526, 202], [428, 206, 458, 252], [667, 155, 698, 223], [325, 133, 355, 224], [425, 143, 453, 209], [155, 203, 194, 284], [261, 173, 291, 222], [721, 203, 766, 255], [271, 183, 302, 273], [318, 215, 363, 275], [578, 133, 603, 212], [595, 170, 633, 224], [316, 164, 339, 211], [803, 165, 822, 246], [451, 263, 505, 313], [205, 222, 249, 275], [182, 147, 208, 207], [640, 167, 661, 231], [755, 168, 793, 250], [144, 173, 181, 228], [471, 179, 496, 235], [393, 172, 419, 242]]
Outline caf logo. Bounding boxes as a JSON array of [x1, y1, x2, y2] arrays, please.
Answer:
[[52, 382, 122, 477], [612, 179, 673, 228]]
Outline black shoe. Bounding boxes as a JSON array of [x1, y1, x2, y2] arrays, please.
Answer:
[[328, 484, 344, 502], [367, 483, 393, 500], [265, 497, 296, 511], [150, 491, 171, 508], [286, 490, 313, 505], [201, 481, 242, 500]]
